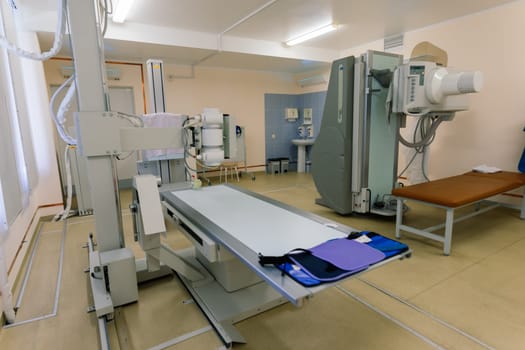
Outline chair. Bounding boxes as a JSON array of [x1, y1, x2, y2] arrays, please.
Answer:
[[219, 160, 240, 183]]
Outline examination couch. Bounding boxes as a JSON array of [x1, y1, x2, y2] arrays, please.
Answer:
[[392, 171, 525, 255]]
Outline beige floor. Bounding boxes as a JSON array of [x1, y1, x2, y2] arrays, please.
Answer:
[[1, 172, 524, 349]]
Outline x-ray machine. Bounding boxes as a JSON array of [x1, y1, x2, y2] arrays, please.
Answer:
[[312, 51, 482, 216]]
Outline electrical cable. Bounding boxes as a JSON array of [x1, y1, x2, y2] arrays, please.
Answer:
[[182, 123, 199, 173], [398, 115, 444, 181], [98, 0, 112, 37], [99, 0, 106, 37], [398, 115, 443, 149], [91, 272, 103, 280], [49, 75, 78, 145], [181, 121, 220, 176], [56, 78, 77, 124], [115, 111, 144, 127], [115, 152, 135, 161], [53, 145, 74, 221], [7, 0, 17, 10], [398, 147, 420, 179], [105, 0, 113, 14], [0, 0, 67, 61], [421, 144, 430, 182]]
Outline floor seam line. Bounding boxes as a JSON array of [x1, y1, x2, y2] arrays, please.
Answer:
[[356, 278, 496, 350]]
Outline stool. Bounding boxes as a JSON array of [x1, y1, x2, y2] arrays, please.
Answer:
[[270, 160, 280, 174], [280, 158, 289, 173], [219, 160, 240, 183]]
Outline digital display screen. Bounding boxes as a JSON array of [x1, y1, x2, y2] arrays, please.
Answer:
[[410, 65, 425, 85]]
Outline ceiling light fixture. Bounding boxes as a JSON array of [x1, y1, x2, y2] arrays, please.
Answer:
[[285, 23, 337, 46], [112, 0, 135, 23]]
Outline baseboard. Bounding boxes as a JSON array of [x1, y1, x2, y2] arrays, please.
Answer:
[[7, 204, 63, 291]]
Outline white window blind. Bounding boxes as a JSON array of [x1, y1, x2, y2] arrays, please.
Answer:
[[10, 47, 38, 195], [0, 91, 23, 226], [0, 8, 36, 227], [0, 183, 8, 235]]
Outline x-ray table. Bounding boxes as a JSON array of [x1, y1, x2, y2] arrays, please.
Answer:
[[161, 184, 410, 346]]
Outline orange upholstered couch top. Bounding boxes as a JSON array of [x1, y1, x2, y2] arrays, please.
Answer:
[[392, 171, 525, 208]]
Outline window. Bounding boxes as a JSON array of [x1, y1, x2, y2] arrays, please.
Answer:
[[0, 83, 23, 226], [0, 10, 36, 228]]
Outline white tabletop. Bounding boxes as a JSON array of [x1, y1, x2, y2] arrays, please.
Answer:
[[171, 185, 347, 256]]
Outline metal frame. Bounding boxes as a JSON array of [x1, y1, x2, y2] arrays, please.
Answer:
[[67, 3, 141, 348], [395, 186, 525, 255], [162, 187, 314, 304], [143, 59, 182, 185], [4, 222, 66, 329], [161, 184, 412, 345], [364, 51, 403, 216], [68, 0, 124, 253]]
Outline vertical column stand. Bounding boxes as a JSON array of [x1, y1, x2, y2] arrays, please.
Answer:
[[68, 0, 123, 251], [67, 2, 138, 344], [145, 59, 176, 184]]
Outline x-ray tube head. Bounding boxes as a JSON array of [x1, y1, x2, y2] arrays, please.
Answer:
[[201, 108, 223, 127], [426, 68, 483, 104], [199, 148, 224, 166], [196, 108, 225, 166], [392, 61, 483, 116]]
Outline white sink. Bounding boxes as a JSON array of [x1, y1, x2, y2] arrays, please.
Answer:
[[292, 138, 315, 146], [292, 139, 315, 172]]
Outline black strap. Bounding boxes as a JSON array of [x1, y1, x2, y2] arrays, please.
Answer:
[[258, 254, 289, 266], [258, 247, 314, 266], [346, 231, 362, 240], [287, 248, 311, 255], [259, 234, 368, 266]]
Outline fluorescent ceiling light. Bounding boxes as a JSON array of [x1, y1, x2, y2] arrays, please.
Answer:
[[285, 23, 337, 46], [112, 0, 135, 23]]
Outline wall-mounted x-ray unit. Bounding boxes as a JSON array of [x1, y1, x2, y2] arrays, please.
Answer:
[[312, 50, 482, 216], [312, 51, 402, 215]]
